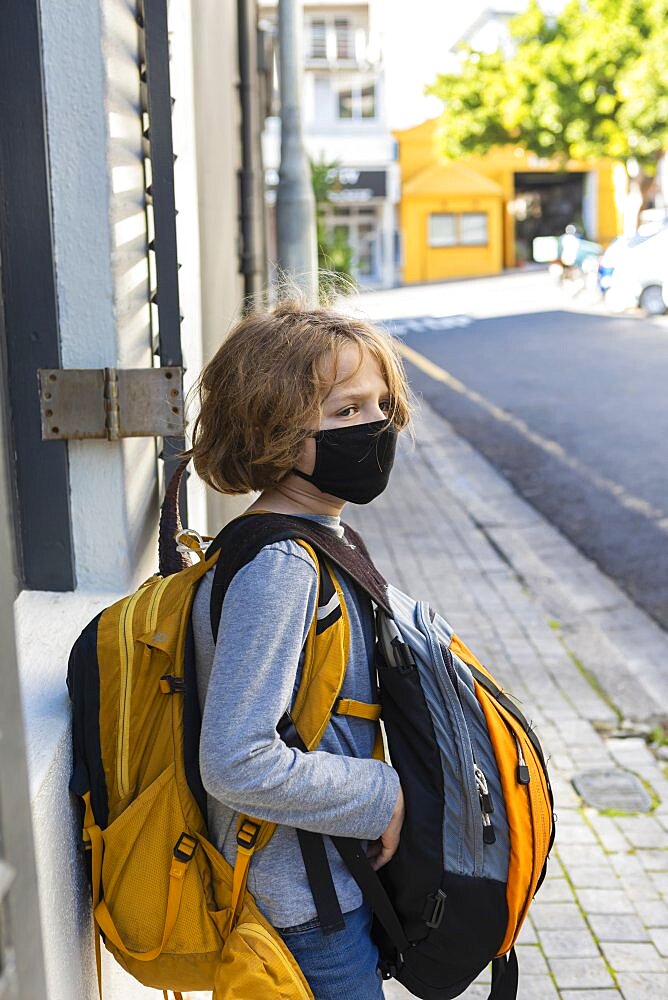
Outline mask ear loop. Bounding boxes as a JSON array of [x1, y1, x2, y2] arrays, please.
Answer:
[[292, 428, 321, 483], [292, 468, 315, 483]]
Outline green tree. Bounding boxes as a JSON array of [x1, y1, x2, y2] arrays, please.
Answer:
[[427, 0, 668, 193], [310, 158, 356, 299]]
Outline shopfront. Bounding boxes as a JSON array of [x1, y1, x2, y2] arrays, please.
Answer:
[[325, 168, 387, 286]]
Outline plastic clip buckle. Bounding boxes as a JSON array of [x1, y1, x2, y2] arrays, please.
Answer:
[[237, 820, 261, 850], [425, 888, 447, 929], [160, 674, 185, 695], [390, 636, 415, 674], [173, 832, 197, 862]]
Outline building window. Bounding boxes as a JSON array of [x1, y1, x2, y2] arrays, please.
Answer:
[[336, 80, 376, 121], [322, 205, 381, 283], [428, 213, 457, 247], [334, 18, 353, 59], [459, 212, 489, 245], [310, 19, 327, 59], [305, 16, 365, 65], [428, 212, 489, 247], [360, 85, 376, 119], [338, 88, 353, 119]]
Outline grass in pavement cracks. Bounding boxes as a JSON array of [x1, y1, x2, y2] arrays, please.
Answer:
[[547, 617, 623, 725]]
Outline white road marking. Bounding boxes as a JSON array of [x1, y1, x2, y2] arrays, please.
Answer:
[[386, 315, 472, 336]]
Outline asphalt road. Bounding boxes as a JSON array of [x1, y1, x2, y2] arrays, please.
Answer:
[[351, 273, 668, 630]]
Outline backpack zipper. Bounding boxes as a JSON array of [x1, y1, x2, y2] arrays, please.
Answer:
[[514, 734, 531, 785], [510, 726, 551, 938], [116, 575, 171, 797], [418, 604, 483, 876], [474, 763, 496, 845], [443, 645, 497, 851], [426, 607, 503, 860], [237, 924, 312, 1000], [116, 589, 145, 797]]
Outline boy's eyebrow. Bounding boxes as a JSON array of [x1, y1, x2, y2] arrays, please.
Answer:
[[325, 387, 389, 405]]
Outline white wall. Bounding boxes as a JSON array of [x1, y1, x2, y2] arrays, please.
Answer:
[[190, 0, 253, 533], [26, 0, 206, 995], [40, 0, 157, 596], [263, 114, 395, 169]]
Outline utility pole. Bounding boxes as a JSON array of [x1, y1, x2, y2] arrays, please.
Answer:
[[276, 0, 318, 304]]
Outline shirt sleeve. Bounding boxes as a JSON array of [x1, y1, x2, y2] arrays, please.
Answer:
[[199, 542, 400, 841]]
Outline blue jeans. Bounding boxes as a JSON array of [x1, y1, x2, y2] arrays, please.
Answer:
[[276, 903, 385, 1000]]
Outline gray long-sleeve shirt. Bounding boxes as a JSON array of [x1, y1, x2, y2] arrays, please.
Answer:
[[193, 512, 400, 927]]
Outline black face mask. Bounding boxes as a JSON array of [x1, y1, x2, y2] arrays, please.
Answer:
[[293, 419, 398, 505]]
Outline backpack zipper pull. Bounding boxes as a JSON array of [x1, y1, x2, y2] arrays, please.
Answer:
[[474, 764, 496, 844], [482, 813, 497, 844], [474, 764, 494, 814], [515, 735, 531, 784]]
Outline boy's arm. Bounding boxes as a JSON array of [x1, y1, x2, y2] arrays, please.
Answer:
[[199, 543, 400, 842]]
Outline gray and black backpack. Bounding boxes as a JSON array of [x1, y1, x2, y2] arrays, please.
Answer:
[[208, 513, 555, 1000]]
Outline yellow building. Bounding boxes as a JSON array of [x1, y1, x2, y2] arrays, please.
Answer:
[[394, 118, 627, 284]]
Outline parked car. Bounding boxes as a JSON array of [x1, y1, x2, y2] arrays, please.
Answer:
[[598, 222, 667, 294], [604, 225, 668, 315]]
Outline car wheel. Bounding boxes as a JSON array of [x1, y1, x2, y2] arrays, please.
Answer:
[[639, 284, 667, 316]]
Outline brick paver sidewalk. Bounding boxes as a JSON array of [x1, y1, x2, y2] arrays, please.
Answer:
[[346, 402, 668, 1000]]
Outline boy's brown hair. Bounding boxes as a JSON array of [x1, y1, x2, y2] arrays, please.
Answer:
[[187, 300, 412, 495]]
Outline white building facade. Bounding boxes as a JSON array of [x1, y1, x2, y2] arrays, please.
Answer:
[[261, 0, 401, 289], [0, 1, 267, 996]]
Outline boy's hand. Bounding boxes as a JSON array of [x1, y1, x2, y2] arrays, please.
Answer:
[[367, 784, 405, 871]]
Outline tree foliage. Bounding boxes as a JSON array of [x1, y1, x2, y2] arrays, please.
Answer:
[[310, 158, 356, 298], [427, 0, 668, 170]]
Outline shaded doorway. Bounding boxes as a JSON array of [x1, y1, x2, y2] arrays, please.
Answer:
[[512, 171, 585, 263]]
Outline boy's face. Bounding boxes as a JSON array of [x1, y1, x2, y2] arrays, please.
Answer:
[[297, 344, 391, 477], [320, 343, 391, 430]]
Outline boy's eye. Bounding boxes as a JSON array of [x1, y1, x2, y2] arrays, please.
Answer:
[[336, 398, 392, 418]]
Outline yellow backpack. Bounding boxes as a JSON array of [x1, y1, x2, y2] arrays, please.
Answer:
[[67, 514, 381, 999], [68, 471, 553, 1000]]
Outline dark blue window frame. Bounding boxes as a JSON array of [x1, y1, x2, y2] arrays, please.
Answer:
[[0, 0, 75, 591]]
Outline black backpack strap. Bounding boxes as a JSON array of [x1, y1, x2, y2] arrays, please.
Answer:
[[280, 709, 408, 952], [293, 802, 409, 951], [331, 835, 410, 961], [489, 948, 518, 1000], [295, 830, 345, 934], [278, 713, 345, 935], [208, 512, 390, 641]]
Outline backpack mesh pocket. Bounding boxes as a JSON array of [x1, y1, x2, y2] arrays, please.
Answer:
[[99, 764, 220, 958]]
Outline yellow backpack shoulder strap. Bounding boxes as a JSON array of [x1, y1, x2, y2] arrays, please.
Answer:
[[229, 540, 351, 925], [289, 539, 350, 749], [291, 540, 384, 758], [230, 536, 385, 930]]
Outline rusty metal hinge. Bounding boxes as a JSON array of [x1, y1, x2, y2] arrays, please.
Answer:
[[37, 367, 184, 441]]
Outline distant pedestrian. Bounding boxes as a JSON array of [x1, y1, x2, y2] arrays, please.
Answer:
[[560, 223, 583, 267]]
